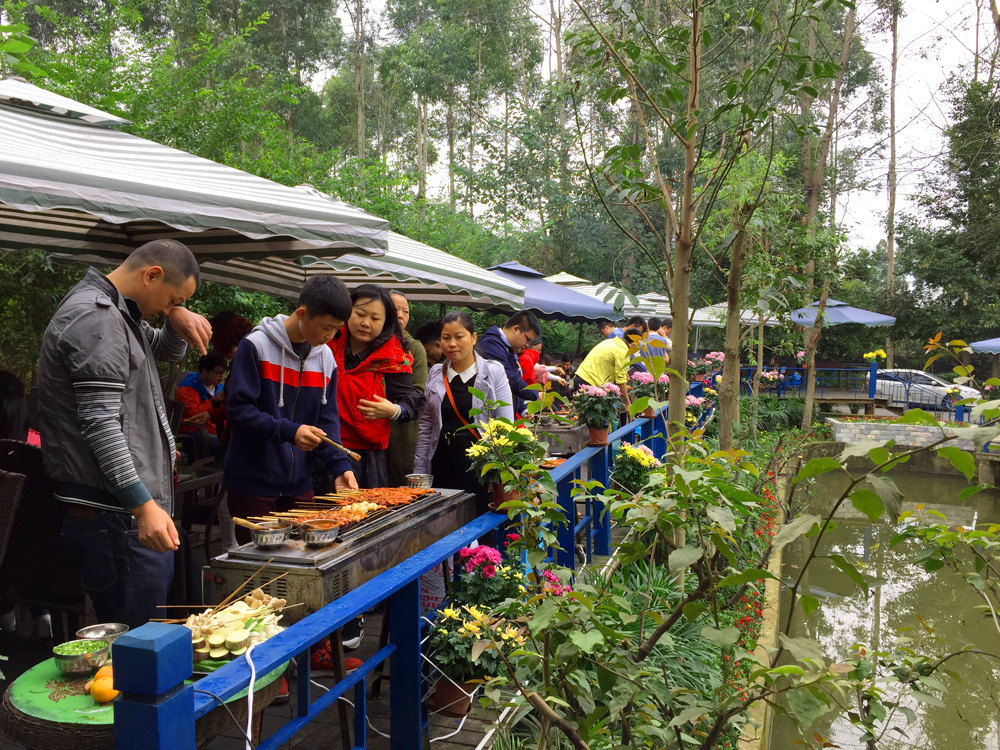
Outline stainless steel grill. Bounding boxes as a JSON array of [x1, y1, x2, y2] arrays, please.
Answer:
[[535, 420, 589, 456], [208, 488, 476, 623]]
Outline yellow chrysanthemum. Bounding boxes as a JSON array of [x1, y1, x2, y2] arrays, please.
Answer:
[[441, 606, 461, 620]]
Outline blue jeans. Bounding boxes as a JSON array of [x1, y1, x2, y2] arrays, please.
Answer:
[[60, 512, 174, 629]]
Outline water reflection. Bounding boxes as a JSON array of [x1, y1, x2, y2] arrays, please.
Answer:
[[770, 473, 1000, 749]]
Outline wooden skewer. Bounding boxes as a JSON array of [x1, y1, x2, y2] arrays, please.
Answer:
[[319, 435, 361, 461], [233, 517, 267, 531]]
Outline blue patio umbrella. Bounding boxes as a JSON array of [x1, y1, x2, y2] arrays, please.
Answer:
[[791, 299, 896, 327], [487, 261, 616, 322], [971, 337, 1000, 354]]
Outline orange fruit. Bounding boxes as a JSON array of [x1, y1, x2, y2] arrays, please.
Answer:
[[94, 665, 114, 682], [90, 677, 119, 704]]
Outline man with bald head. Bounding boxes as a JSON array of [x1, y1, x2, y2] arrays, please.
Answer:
[[37, 239, 212, 628]]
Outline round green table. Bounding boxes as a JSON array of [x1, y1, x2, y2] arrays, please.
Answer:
[[0, 658, 284, 749]]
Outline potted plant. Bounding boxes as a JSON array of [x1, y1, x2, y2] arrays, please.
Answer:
[[454, 544, 527, 610], [571, 383, 624, 445], [466, 419, 546, 508], [628, 371, 667, 416], [425, 605, 525, 716], [610, 441, 663, 496]]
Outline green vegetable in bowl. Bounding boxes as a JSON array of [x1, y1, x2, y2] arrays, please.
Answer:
[[54, 639, 107, 655]]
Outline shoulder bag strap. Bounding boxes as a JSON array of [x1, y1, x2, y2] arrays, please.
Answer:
[[443, 367, 482, 441]]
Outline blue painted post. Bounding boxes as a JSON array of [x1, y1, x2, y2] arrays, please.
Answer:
[[388, 579, 422, 750], [590, 448, 611, 556], [869, 360, 877, 398], [556, 475, 576, 569], [113, 622, 196, 749]]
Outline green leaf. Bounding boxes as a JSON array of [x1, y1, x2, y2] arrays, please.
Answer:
[[569, 629, 605, 654], [937, 445, 975, 480], [701, 625, 740, 649], [959, 484, 990, 501], [800, 594, 820, 618], [772, 514, 821, 549], [779, 635, 824, 663], [669, 545, 703, 573], [717, 568, 777, 588], [839, 440, 889, 461], [793, 456, 842, 484], [682, 602, 708, 622], [706, 504, 736, 533], [897, 409, 941, 425], [785, 687, 829, 726], [827, 553, 869, 595], [769, 664, 805, 675], [849, 489, 885, 522], [864, 474, 902, 517]]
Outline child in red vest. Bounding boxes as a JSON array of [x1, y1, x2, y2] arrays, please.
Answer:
[[328, 284, 425, 487]]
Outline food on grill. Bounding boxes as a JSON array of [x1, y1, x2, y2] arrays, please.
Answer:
[[320, 487, 434, 507], [289, 500, 381, 526], [184, 588, 286, 661]]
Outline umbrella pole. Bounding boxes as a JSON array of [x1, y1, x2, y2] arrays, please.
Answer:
[[577, 322, 584, 354], [994, 354, 999, 380]]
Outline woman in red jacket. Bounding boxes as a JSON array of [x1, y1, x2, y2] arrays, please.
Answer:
[[328, 284, 425, 487]]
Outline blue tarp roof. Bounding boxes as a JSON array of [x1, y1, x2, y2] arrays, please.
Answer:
[[971, 337, 1000, 354], [791, 299, 896, 327], [487, 262, 616, 322]]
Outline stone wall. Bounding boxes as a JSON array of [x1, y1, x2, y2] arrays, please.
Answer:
[[827, 418, 978, 451]]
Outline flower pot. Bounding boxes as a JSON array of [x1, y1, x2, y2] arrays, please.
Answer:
[[489, 484, 522, 511], [427, 677, 477, 717], [586, 426, 609, 446]]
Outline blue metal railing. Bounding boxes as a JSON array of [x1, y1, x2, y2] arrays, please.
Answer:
[[112, 407, 678, 750]]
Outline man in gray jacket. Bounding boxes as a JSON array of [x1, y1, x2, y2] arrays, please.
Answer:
[[37, 239, 211, 628]]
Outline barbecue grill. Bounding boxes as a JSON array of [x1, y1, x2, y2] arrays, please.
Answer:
[[208, 488, 476, 623], [534, 419, 590, 457]]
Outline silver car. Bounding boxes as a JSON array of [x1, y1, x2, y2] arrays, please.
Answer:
[[871, 369, 980, 410]]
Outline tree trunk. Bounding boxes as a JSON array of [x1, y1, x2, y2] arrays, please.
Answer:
[[800, 5, 856, 429], [416, 95, 427, 220], [351, 0, 366, 160], [446, 97, 456, 209], [667, 0, 701, 436], [885, 7, 898, 368], [719, 223, 747, 452]]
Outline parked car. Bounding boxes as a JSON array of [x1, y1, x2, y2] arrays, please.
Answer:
[[870, 369, 980, 410]]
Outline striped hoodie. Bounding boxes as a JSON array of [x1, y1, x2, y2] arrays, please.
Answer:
[[223, 315, 351, 497]]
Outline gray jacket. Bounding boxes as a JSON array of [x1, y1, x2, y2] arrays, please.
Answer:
[[414, 353, 514, 474], [37, 268, 187, 513]]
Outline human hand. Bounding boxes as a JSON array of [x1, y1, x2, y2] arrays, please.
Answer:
[[358, 395, 397, 420], [185, 411, 211, 425], [166, 307, 212, 355], [554, 366, 566, 376], [294, 424, 326, 451], [132, 500, 180, 552], [334, 471, 359, 491]]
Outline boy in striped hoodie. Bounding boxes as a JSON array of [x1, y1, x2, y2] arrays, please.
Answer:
[[224, 276, 358, 542]]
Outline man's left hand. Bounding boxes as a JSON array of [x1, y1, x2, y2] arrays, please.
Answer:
[[358, 395, 397, 420], [167, 307, 212, 355], [335, 471, 359, 491]]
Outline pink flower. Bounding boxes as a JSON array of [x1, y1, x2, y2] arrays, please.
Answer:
[[630, 371, 654, 384], [506, 533, 520, 542], [603, 383, 622, 396], [542, 569, 559, 584], [657, 374, 670, 384], [459, 547, 475, 558], [479, 547, 502, 564], [465, 559, 477, 573]]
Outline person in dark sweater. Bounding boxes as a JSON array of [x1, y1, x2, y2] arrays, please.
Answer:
[[328, 284, 425, 488], [224, 276, 358, 544], [477, 310, 541, 416]]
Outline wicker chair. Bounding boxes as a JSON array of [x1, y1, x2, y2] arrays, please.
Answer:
[[0, 440, 87, 640]]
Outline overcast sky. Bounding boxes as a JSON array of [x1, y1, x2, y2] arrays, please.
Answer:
[[839, 0, 993, 251]]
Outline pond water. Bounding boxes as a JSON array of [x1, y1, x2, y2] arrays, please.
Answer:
[[769, 470, 1000, 749]]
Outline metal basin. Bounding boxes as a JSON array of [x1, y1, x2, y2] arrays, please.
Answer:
[[301, 520, 341, 547], [405, 473, 433, 489], [252, 522, 291, 548]]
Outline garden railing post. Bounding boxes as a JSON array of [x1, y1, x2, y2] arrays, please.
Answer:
[[869, 360, 877, 398], [388, 578, 422, 749], [556, 474, 576, 569], [590, 448, 611, 556], [112, 622, 196, 750]]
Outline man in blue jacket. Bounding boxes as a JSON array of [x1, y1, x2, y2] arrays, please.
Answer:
[[477, 310, 541, 415], [224, 275, 358, 542]]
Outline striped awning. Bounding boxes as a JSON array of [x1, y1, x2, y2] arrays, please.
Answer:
[[193, 231, 526, 309], [546, 275, 655, 319], [0, 78, 388, 259]]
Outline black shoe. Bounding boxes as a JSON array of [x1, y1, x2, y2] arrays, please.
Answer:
[[341, 617, 364, 651]]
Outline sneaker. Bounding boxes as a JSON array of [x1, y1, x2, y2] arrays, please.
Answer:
[[272, 677, 289, 705], [345, 657, 362, 674], [341, 617, 364, 651], [310, 639, 337, 676]]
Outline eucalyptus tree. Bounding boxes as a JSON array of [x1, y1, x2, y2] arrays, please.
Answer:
[[568, 0, 850, 435]]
